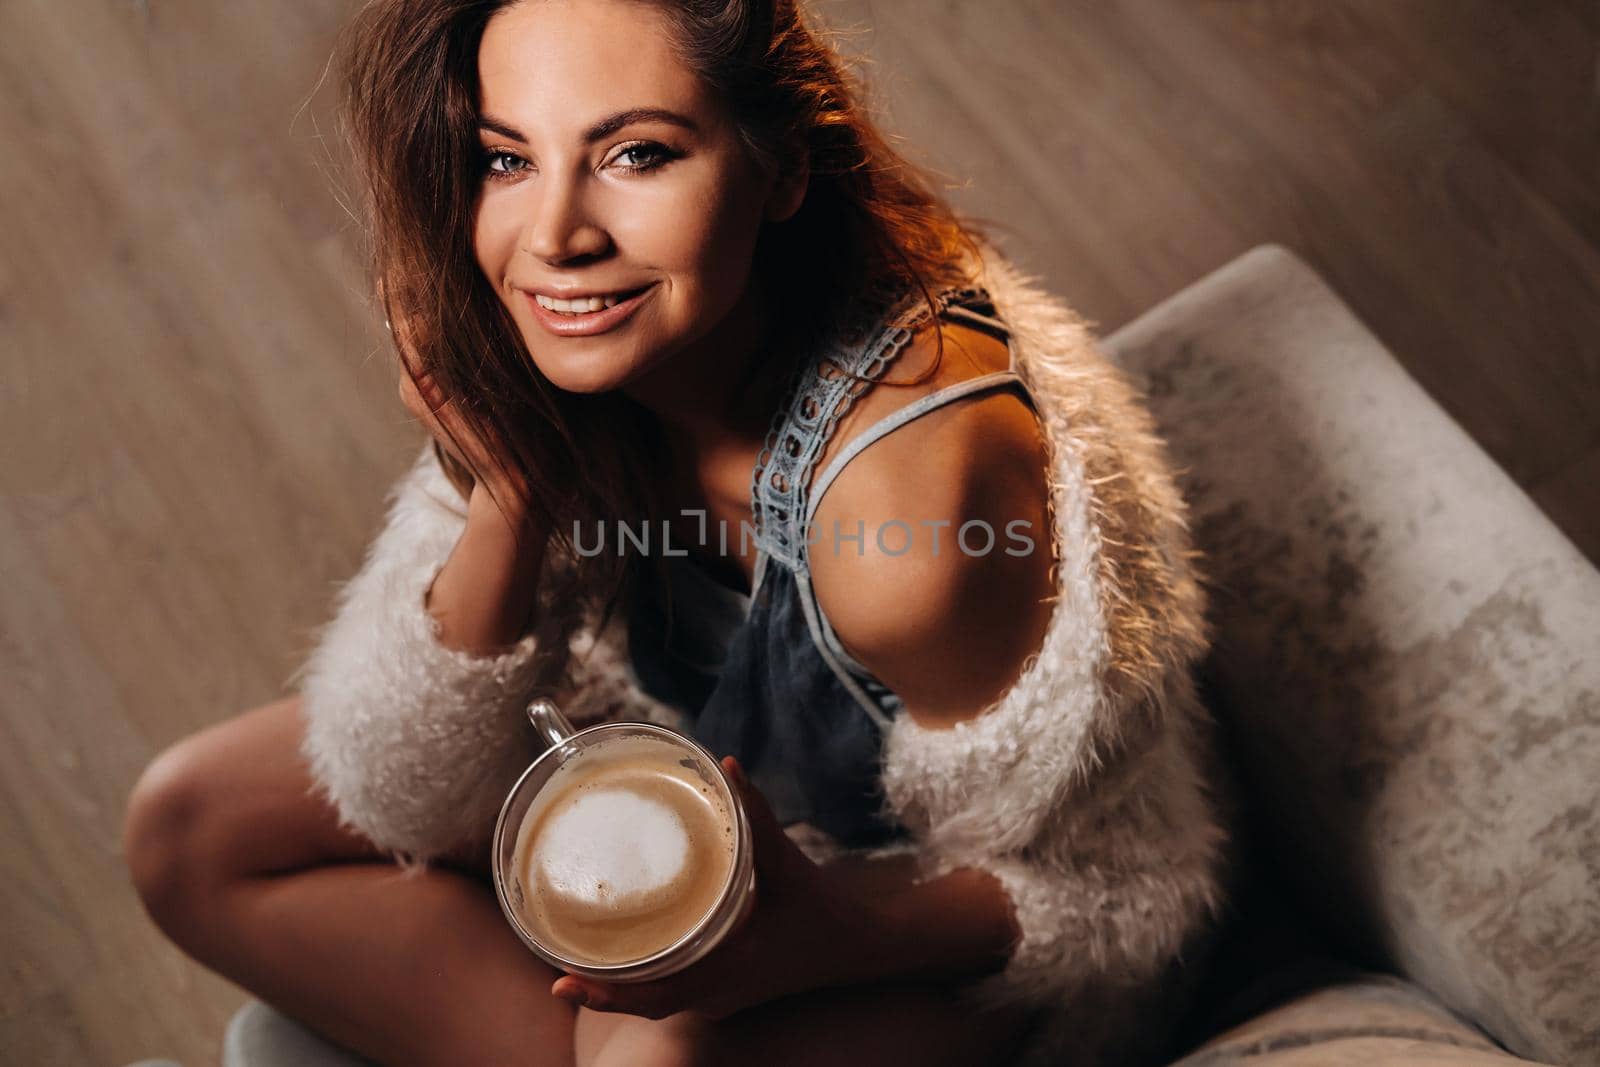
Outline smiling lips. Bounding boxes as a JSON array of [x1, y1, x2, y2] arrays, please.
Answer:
[[525, 282, 657, 337], [534, 286, 649, 313]]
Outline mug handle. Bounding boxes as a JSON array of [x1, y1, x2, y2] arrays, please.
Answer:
[[526, 697, 578, 748]]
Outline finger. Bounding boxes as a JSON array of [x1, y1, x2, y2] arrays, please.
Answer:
[[397, 369, 447, 427], [721, 756, 796, 886], [403, 366, 446, 411], [723, 757, 779, 838], [551, 976, 588, 1007], [553, 977, 685, 1021], [409, 388, 493, 475], [397, 381, 457, 465], [386, 305, 427, 378], [396, 372, 487, 479], [397, 375, 427, 424]]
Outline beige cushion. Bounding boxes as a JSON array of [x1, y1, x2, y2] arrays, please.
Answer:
[[1103, 245, 1600, 1065], [1171, 973, 1550, 1065]]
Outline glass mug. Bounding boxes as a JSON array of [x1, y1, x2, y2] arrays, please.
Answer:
[[492, 697, 757, 983]]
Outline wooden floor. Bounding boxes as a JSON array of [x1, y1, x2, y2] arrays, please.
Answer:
[[1, 1, 1594, 1064]]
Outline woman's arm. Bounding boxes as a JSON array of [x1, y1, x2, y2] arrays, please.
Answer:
[[814, 712, 1228, 1007], [289, 442, 680, 871], [820, 856, 1021, 989], [807, 383, 1229, 1011], [423, 477, 549, 656]]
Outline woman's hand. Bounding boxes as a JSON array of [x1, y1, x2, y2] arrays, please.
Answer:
[[389, 296, 531, 518], [549, 757, 887, 1021]]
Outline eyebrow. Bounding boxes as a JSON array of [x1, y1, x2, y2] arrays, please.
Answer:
[[477, 107, 700, 144]]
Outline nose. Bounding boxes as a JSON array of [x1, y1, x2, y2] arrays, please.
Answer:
[[519, 171, 610, 264]]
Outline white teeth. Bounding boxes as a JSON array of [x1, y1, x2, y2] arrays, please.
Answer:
[[535, 290, 632, 314]]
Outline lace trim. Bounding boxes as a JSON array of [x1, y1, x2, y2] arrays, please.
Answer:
[[749, 283, 995, 569]]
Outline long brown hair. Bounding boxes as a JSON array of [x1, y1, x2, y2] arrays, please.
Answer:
[[333, 0, 1000, 626]]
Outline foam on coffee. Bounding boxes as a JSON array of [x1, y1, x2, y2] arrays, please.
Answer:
[[511, 734, 736, 966], [534, 788, 691, 917]]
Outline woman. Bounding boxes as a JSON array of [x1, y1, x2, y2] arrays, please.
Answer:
[[122, 0, 1232, 1064]]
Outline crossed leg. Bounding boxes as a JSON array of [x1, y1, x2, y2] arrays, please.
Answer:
[[122, 696, 1041, 1066], [575, 981, 1042, 1066]]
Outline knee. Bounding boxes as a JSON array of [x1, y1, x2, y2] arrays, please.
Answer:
[[121, 733, 222, 930], [590, 1013, 734, 1067]]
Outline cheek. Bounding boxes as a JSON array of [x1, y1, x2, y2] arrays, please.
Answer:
[[658, 175, 768, 314], [472, 197, 519, 291], [613, 164, 763, 268], [599, 185, 722, 272]]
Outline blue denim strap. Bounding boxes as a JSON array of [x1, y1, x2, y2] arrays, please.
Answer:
[[750, 284, 997, 570]]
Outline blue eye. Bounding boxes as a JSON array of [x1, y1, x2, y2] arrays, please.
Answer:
[[478, 142, 682, 184], [613, 142, 678, 173], [482, 149, 528, 181]]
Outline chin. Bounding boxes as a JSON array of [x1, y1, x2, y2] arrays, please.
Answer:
[[531, 352, 643, 396], [539, 368, 623, 396]]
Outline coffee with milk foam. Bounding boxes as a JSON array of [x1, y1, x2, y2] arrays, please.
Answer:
[[511, 734, 736, 965]]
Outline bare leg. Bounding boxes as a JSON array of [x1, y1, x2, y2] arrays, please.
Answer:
[[569, 844, 1043, 1062], [575, 981, 1042, 1067], [122, 696, 577, 1067], [572, 852, 1042, 1065]]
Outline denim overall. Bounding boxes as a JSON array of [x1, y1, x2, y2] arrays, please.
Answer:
[[627, 282, 1040, 848]]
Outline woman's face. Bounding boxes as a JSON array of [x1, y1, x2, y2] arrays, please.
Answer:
[[473, 0, 802, 396]]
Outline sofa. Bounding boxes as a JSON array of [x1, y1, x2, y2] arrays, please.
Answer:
[[210, 245, 1599, 1067]]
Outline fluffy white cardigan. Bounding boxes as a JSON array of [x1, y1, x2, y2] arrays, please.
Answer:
[[292, 248, 1231, 1065]]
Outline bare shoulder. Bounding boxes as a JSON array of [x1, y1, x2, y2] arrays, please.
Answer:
[[807, 321, 1056, 730]]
